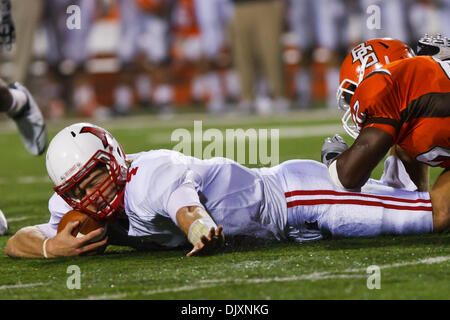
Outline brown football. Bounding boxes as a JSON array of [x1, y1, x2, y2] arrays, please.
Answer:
[[57, 210, 108, 255]]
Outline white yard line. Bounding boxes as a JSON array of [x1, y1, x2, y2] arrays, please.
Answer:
[[17, 176, 51, 184], [0, 282, 45, 290], [84, 255, 449, 300], [0, 110, 342, 134], [200, 256, 450, 285], [6, 216, 36, 222], [341, 256, 450, 274], [0, 176, 50, 185], [150, 124, 345, 144], [86, 283, 218, 300]]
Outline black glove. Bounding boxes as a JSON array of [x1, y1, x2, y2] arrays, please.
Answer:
[[321, 134, 348, 167], [0, 0, 15, 51]]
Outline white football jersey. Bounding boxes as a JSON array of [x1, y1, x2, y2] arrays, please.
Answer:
[[38, 151, 433, 247], [124, 149, 288, 247], [40, 149, 288, 247]]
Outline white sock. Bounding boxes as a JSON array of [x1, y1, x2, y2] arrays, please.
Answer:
[[7, 88, 28, 116]]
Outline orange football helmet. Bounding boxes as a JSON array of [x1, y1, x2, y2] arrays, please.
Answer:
[[337, 38, 415, 138]]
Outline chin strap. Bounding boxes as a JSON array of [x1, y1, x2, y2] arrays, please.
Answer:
[[341, 108, 360, 139]]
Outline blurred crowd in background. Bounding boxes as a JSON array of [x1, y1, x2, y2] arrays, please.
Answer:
[[1, 0, 449, 120]]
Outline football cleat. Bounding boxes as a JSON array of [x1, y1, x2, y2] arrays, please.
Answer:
[[0, 209, 8, 236], [8, 82, 48, 156]]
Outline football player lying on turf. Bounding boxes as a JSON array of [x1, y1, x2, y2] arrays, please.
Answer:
[[325, 35, 450, 232], [5, 123, 434, 258]]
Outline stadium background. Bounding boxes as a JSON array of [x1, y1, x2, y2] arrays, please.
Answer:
[[1, 0, 449, 120]]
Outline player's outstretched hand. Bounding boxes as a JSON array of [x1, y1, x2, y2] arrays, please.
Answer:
[[46, 221, 108, 257], [321, 134, 349, 167], [186, 225, 225, 257]]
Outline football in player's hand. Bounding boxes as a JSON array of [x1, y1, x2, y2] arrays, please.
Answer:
[[57, 210, 108, 255]]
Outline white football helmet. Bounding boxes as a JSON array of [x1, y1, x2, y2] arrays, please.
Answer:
[[46, 123, 128, 219], [417, 34, 450, 61]]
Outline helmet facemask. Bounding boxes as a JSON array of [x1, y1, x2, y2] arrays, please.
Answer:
[[336, 54, 371, 139], [54, 150, 127, 219]]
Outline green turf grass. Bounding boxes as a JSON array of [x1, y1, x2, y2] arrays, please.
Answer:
[[0, 112, 448, 300]]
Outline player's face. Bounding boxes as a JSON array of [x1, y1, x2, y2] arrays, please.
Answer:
[[70, 166, 119, 213]]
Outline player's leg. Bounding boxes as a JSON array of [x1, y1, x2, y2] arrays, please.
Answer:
[[10, 0, 44, 83], [286, 0, 314, 109], [254, 0, 288, 113], [0, 78, 47, 155], [322, 199, 433, 238], [194, 0, 227, 114], [326, 159, 434, 237], [143, 14, 174, 116], [277, 159, 336, 241], [230, 2, 256, 112], [117, 0, 141, 67], [312, 0, 347, 109], [279, 159, 434, 238], [429, 168, 450, 232], [63, 0, 95, 69]]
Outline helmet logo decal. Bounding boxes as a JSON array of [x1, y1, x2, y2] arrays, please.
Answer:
[[351, 42, 379, 68], [80, 126, 110, 149], [127, 166, 139, 182], [62, 163, 80, 180]]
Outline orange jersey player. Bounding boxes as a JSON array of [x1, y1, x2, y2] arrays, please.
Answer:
[[171, 0, 200, 39], [351, 55, 450, 168], [321, 36, 450, 233], [170, 0, 202, 63]]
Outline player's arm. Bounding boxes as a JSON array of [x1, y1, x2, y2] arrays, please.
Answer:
[[5, 223, 106, 258], [5, 226, 49, 258], [390, 144, 429, 191], [176, 206, 224, 257], [430, 167, 450, 232], [331, 127, 394, 189]]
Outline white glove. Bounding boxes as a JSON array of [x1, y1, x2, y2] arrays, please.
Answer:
[[321, 134, 348, 167]]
